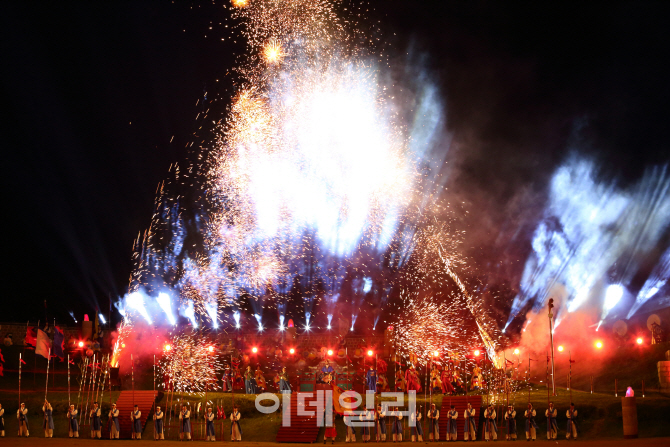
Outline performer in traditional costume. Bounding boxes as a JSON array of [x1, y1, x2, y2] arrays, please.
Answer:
[[323, 403, 337, 444], [524, 403, 538, 441], [255, 366, 267, 391], [430, 364, 442, 393], [154, 406, 165, 440], [446, 405, 458, 441], [545, 402, 557, 440], [440, 368, 455, 394], [504, 405, 517, 440], [410, 407, 423, 442], [405, 365, 421, 392], [230, 405, 242, 441], [0, 403, 4, 437], [391, 408, 403, 442], [565, 403, 578, 440], [452, 370, 463, 393], [179, 405, 192, 441], [42, 400, 54, 438], [471, 364, 482, 390], [245, 365, 259, 394], [90, 402, 102, 439], [222, 368, 233, 392], [366, 366, 378, 393], [206, 407, 216, 441], [395, 369, 406, 392], [484, 404, 497, 441], [427, 403, 439, 441], [360, 406, 374, 442], [464, 402, 477, 442], [109, 403, 120, 439], [279, 367, 292, 393], [344, 412, 357, 442], [67, 404, 78, 438], [375, 404, 387, 441], [16, 403, 29, 437], [321, 360, 336, 384], [131, 404, 142, 439]]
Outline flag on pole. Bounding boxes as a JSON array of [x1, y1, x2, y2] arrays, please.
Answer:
[[35, 329, 52, 359], [53, 326, 65, 360], [0, 347, 4, 363], [0, 363, 3, 376], [25, 326, 38, 347]]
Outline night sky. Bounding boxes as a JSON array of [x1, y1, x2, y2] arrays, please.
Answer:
[[1, 1, 669, 325]]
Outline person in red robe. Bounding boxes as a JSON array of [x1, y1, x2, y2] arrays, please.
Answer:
[[405, 364, 422, 392], [441, 368, 455, 394]]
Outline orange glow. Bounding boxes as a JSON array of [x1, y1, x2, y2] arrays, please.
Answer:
[[252, 346, 258, 353], [327, 349, 333, 356], [433, 350, 439, 357], [289, 348, 295, 354], [78, 341, 84, 348], [231, 0, 248, 8], [474, 350, 480, 356], [367, 350, 373, 357], [558, 345, 564, 352], [595, 341, 603, 349], [208, 346, 214, 353], [164, 344, 172, 352], [121, 343, 126, 349], [263, 39, 283, 64], [636, 337, 643, 345], [513, 348, 520, 355]]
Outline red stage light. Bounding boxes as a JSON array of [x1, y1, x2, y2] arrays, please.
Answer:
[[289, 348, 295, 354], [252, 346, 258, 353], [595, 341, 603, 349], [513, 348, 520, 355], [78, 341, 84, 348], [327, 349, 333, 356], [367, 350, 373, 357], [474, 350, 480, 356], [164, 344, 172, 352], [558, 345, 564, 352], [636, 337, 643, 345]]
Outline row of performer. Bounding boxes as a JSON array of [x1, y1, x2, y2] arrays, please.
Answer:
[[0, 401, 242, 441], [0, 401, 578, 441], [333, 402, 577, 443]]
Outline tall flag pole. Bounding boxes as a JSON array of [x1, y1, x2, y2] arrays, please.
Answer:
[[68, 354, 71, 407], [45, 348, 51, 400], [18, 352, 22, 408], [547, 298, 556, 396], [569, 352, 573, 403]]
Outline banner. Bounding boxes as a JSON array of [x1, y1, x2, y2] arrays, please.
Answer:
[[35, 328, 52, 359], [25, 326, 37, 347], [53, 326, 65, 359]]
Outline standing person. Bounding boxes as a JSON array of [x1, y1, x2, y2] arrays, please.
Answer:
[[321, 360, 336, 384], [430, 364, 442, 393], [545, 402, 557, 440], [179, 405, 192, 441], [463, 402, 477, 442], [67, 404, 78, 438], [566, 403, 578, 440], [391, 408, 403, 442], [344, 411, 356, 443], [323, 403, 337, 444], [205, 407, 216, 441], [524, 403, 538, 441], [244, 365, 258, 394], [504, 405, 517, 441], [471, 364, 482, 390], [483, 404, 497, 441], [255, 366, 267, 391], [395, 369, 406, 392], [222, 368, 233, 392], [109, 403, 120, 439], [154, 406, 164, 440], [446, 405, 458, 441], [90, 402, 102, 439], [0, 403, 4, 437], [17, 403, 29, 437], [230, 405, 242, 441], [279, 367, 292, 394], [409, 407, 423, 442], [42, 400, 54, 438], [366, 366, 378, 393], [131, 404, 142, 440], [440, 368, 455, 395], [427, 403, 439, 441], [360, 406, 373, 443], [375, 404, 387, 442], [405, 365, 421, 392]]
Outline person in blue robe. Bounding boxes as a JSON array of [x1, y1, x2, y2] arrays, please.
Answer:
[[464, 402, 477, 441], [108, 403, 120, 439], [410, 407, 423, 442], [179, 405, 192, 441], [67, 404, 78, 438], [279, 367, 292, 393], [545, 402, 558, 440], [566, 403, 578, 440], [366, 366, 378, 393], [391, 409, 403, 442], [244, 366, 259, 394], [321, 360, 336, 383], [132, 405, 142, 439], [446, 405, 458, 441], [206, 407, 216, 441], [230, 406, 242, 441], [42, 401, 54, 438], [90, 402, 102, 439], [504, 405, 517, 440], [375, 404, 387, 441], [154, 406, 164, 440]]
